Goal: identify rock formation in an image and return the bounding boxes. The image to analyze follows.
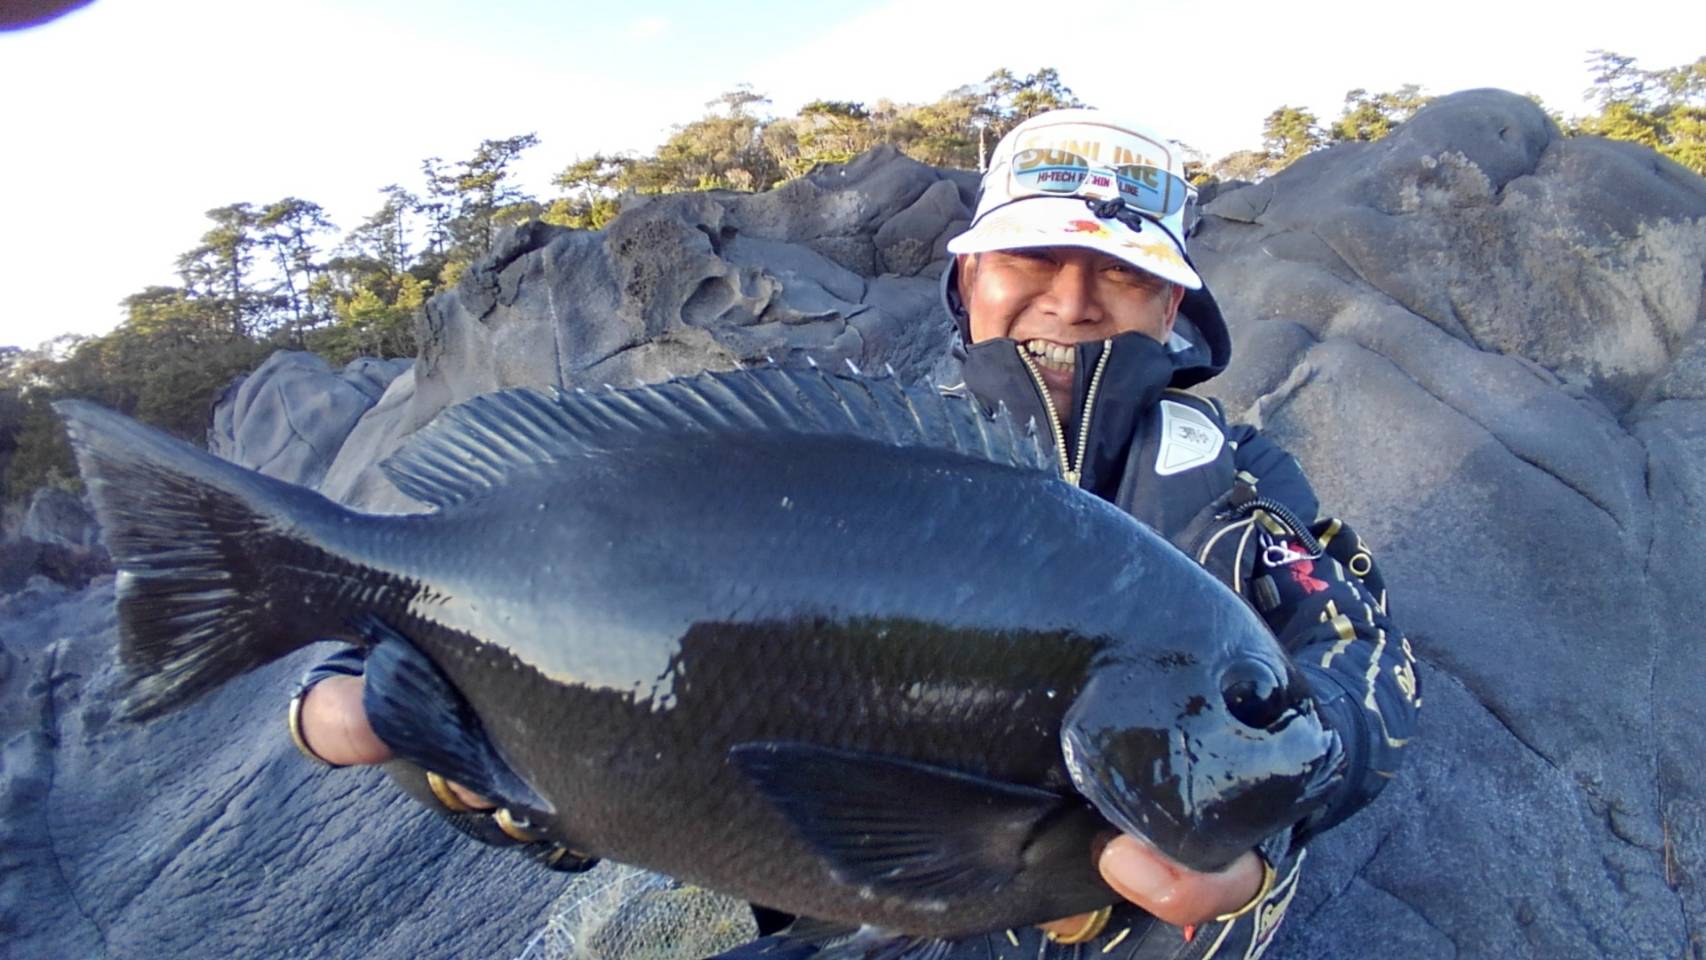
[2,89,1701,958]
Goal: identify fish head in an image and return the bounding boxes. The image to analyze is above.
[1059,648,1343,872]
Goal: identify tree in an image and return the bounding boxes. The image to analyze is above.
[623,88,786,193]
[893,84,982,169]
[790,99,880,172]
[175,203,265,337]
[451,133,543,254]
[1262,106,1325,170]
[417,155,457,271]
[545,154,631,230]
[1208,149,1272,184]
[979,68,1086,166]
[340,184,418,302]
[1330,85,1430,142]
[257,197,335,344]
[312,272,424,365]
[1576,51,1706,176]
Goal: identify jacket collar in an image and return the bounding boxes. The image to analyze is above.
[960,332,1174,498]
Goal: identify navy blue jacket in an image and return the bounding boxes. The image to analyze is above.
[946,273,1418,844]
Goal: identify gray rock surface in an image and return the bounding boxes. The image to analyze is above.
[3,89,1702,959]
[0,580,569,959]
[18,487,100,551]
[1192,89,1705,959]
[0,488,109,593]
[325,146,973,512]
[208,351,411,488]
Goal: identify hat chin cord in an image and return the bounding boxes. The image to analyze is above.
[1086,196,1152,235]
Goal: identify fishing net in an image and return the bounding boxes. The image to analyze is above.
[514,862,759,960]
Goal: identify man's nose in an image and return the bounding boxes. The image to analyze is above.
[1045,260,1102,324]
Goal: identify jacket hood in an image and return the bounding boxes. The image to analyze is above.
[937,257,1231,389]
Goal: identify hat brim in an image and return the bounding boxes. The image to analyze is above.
[945,197,1202,290]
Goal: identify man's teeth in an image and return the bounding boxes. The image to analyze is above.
[1024,339,1076,373]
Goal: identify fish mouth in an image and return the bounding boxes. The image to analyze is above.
[1060,725,1162,849]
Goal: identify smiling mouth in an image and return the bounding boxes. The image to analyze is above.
[1022,339,1077,374]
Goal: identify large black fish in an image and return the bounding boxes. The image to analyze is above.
[56,366,1341,941]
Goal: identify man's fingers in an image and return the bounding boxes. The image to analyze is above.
[298,675,393,766]
[1096,837,1263,928]
[1038,913,1100,938]
[447,781,496,810]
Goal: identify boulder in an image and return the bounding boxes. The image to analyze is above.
[324,149,971,512]
[208,351,411,489]
[18,487,100,552]
[0,488,110,593]
[1192,89,1705,958]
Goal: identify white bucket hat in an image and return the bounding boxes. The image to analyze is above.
[947,109,1202,289]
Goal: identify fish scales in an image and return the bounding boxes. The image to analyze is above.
[54,369,1341,941]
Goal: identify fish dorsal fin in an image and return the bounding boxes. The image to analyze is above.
[382,366,1053,509]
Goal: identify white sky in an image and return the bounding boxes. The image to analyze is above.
[2,0,1700,350]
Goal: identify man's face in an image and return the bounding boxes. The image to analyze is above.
[958,246,1186,425]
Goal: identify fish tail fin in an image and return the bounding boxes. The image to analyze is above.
[55,400,348,721]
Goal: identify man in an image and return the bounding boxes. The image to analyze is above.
[292,109,1418,958]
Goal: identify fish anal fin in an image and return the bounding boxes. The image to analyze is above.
[729,741,1066,899]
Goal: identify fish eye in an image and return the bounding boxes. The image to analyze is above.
[1220,658,1288,730]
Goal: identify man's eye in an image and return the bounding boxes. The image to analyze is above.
[1105,263,1158,287]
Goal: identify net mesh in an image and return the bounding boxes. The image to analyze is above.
[515,862,759,960]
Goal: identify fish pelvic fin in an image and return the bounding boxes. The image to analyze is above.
[54,400,349,721]
[358,617,552,816]
[381,368,1054,509]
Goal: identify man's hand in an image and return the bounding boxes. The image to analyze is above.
[1040,837,1264,933]
[298,675,495,811]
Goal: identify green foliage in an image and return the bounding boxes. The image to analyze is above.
[1330,85,1431,142]
[539,66,1089,225]
[1573,51,1706,175]
[2,391,75,501]
[1,292,271,503]
[628,87,789,193]
[789,99,881,172]
[257,197,337,345]
[1203,85,1427,185]
[174,202,264,337]
[981,67,1084,145]
[310,273,424,367]
[544,154,628,230]
[1262,106,1325,167]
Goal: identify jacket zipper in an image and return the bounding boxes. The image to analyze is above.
[1016,341,1113,488]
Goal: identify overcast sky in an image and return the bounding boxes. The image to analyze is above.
[3,0,1701,350]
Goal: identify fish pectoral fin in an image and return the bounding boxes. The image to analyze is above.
[730,741,1067,898]
[359,617,552,815]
